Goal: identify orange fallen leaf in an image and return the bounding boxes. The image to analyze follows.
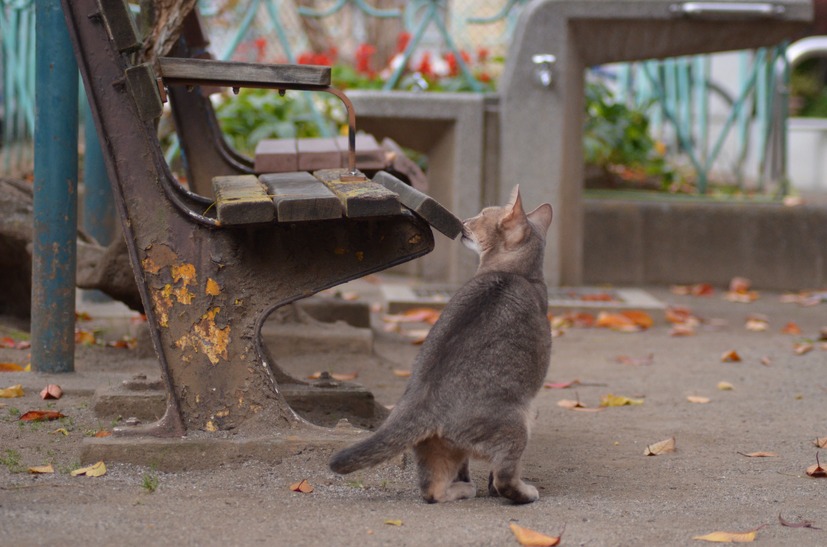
[75,329,97,346]
[687,396,711,404]
[806,452,827,478]
[693,529,758,543]
[669,324,696,337]
[383,307,441,325]
[70,461,107,477]
[0,384,24,398]
[94,430,112,438]
[75,311,93,322]
[392,369,412,378]
[595,312,639,332]
[672,283,714,296]
[815,437,827,448]
[644,437,676,456]
[744,316,768,332]
[28,464,55,474]
[737,451,777,458]
[721,350,742,363]
[289,479,314,493]
[19,410,66,422]
[665,306,700,325]
[508,522,562,547]
[40,384,63,400]
[725,291,759,303]
[781,322,802,335]
[0,363,25,372]
[620,310,654,329]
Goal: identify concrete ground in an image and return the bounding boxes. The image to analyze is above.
[1,275,826,546]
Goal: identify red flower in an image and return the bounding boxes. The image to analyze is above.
[416,51,432,77]
[477,71,492,83]
[477,47,489,63]
[254,38,267,62]
[297,52,315,65]
[355,43,376,75]
[396,32,411,53]
[444,52,459,77]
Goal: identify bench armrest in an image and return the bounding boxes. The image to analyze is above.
[158,57,331,89]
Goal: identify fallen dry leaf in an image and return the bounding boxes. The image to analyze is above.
[717,381,734,391]
[52,428,69,436]
[70,461,107,477]
[793,342,814,356]
[384,519,403,526]
[94,430,112,438]
[383,307,441,325]
[665,306,701,325]
[815,437,827,448]
[760,356,772,366]
[557,398,603,412]
[781,322,802,335]
[289,479,314,493]
[644,437,676,456]
[671,283,714,296]
[19,410,66,422]
[28,464,55,474]
[737,452,777,458]
[729,277,752,293]
[595,312,639,332]
[621,310,654,329]
[600,394,644,407]
[615,354,654,366]
[721,350,742,363]
[308,371,358,382]
[0,384,24,398]
[693,529,758,543]
[508,522,562,547]
[392,369,412,378]
[75,329,97,346]
[0,363,25,372]
[543,380,581,389]
[744,316,768,331]
[778,513,820,530]
[687,396,711,404]
[806,452,827,478]
[669,324,697,336]
[40,384,63,400]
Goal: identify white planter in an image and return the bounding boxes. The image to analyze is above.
[787,117,827,192]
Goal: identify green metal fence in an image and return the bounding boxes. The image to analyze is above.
[1,0,36,175]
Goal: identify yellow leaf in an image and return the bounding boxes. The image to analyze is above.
[687,396,710,404]
[693,530,757,543]
[289,479,314,493]
[392,369,412,378]
[509,523,562,547]
[52,428,69,436]
[600,394,644,407]
[717,381,734,391]
[71,461,107,477]
[644,437,676,456]
[0,384,24,398]
[0,363,25,372]
[384,519,403,526]
[28,464,55,474]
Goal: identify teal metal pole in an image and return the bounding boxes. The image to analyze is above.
[32,0,79,373]
[82,98,115,302]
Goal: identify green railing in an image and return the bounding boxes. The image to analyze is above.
[0,0,36,174]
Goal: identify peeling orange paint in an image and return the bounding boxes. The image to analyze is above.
[172,263,197,286]
[334,247,347,255]
[355,251,364,261]
[175,307,230,365]
[206,278,221,296]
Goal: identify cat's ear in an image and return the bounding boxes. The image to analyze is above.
[527,203,553,235]
[504,185,526,220]
[507,185,522,208]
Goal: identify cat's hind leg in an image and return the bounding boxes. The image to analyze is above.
[482,425,539,504]
[415,437,476,503]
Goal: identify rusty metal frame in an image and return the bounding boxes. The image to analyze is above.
[61,0,434,437]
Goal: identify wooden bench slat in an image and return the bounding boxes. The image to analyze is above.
[373,171,463,239]
[297,138,344,171]
[313,169,401,218]
[212,175,275,225]
[260,172,343,222]
[159,58,331,88]
[254,138,298,172]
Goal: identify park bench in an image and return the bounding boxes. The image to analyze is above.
[61,0,461,439]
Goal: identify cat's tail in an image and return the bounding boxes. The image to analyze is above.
[329,411,425,474]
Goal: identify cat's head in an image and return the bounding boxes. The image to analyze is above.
[461,186,553,275]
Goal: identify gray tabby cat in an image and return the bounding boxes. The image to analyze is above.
[329,186,552,504]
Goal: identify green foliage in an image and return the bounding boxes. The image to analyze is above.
[789,59,827,118]
[213,89,339,156]
[584,81,677,189]
[142,472,159,493]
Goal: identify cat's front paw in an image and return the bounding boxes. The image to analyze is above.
[496,481,539,504]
